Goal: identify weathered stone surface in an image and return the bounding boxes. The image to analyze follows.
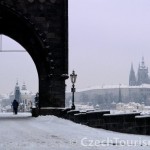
[0,0,68,108]
[66,110,150,135]
[103,113,140,133]
[135,116,150,135]
[67,110,80,121]
[74,113,87,124]
[86,111,110,128]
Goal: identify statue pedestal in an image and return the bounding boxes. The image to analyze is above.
[32,107,71,117]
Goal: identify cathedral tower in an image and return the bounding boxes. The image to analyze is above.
[137,57,150,85]
[14,81,21,103]
[129,63,136,86]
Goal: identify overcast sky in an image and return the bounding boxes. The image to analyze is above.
[1,0,150,94]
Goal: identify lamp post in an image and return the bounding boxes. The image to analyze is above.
[70,70,77,110]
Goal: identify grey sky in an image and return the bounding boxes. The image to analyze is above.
[67,0,150,90]
[1,0,150,93]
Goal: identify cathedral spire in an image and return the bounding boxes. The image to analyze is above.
[129,63,136,86]
[16,80,18,86]
[131,63,134,71]
[141,56,145,68]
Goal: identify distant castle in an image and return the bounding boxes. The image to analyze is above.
[129,57,150,86]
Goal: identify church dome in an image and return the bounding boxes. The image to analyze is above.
[20,82,31,95]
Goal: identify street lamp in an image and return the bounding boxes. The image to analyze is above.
[70,70,77,110]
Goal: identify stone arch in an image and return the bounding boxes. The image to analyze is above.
[0,0,68,111]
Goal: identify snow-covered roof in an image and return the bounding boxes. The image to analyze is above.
[20,90,31,95]
[135,115,150,118]
[76,84,150,92]
[103,112,141,116]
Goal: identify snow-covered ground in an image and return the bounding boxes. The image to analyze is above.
[0,113,150,150]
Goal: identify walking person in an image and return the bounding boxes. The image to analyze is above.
[12,99,19,115]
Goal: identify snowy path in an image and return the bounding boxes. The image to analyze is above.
[0,113,150,150]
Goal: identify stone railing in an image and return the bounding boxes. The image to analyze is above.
[65,110,150,135]
[32,107,150,135]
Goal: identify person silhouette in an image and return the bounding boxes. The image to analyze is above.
[12,99,19,115]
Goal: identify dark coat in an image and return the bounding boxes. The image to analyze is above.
[12,100,19,108]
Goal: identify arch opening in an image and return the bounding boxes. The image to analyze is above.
[0,34,39,113]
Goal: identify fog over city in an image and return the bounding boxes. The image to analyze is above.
[1,0,150,94]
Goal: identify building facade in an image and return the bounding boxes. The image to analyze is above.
[66,84,150,110]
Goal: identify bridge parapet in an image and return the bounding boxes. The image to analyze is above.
[103,113,140,133]
[135,115,150,135]
[86,110,110,128]
[31,106,150,136]
[67,111,150,135]
[74,112,87,124]
[67,110,80,121]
